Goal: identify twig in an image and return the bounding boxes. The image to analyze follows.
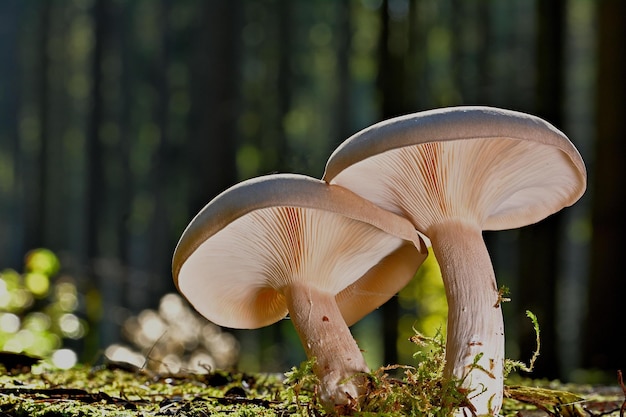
[0,387,140,409]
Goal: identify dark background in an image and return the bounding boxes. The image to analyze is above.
[0,0,624,382]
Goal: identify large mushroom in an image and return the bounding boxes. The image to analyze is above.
[322,106,587,415]
[172,173,427,409]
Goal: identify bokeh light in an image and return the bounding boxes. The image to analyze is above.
[0,249,83,364]
[105,293,239,374]
[51,349,78,370]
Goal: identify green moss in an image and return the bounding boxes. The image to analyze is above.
[0,364,290,416]
[0,332,621,417]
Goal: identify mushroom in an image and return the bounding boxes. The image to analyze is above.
[172,173,427,409]
[322,106,587,415]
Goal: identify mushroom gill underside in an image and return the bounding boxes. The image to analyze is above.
[177,205,406,329]
[328,137,584,231]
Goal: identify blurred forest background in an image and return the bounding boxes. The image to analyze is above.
[0,0,624,384]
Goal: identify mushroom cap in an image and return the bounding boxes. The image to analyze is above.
[323,106,587,232]
[172,173,426,329]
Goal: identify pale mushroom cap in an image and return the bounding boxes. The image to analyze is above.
[172,174,426,329]
[323,106,587,231]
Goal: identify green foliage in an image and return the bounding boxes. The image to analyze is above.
[398,250,448,364]
[504,310,541,377]
[504,385,587,417]
[282,357,322,415]
[282,330,470,416]
[496,285,511,305]
[278,329,469,416]
[279,319,605,417]
[25,249,61,277]
[347,330,468,416]
[0,249,86,365]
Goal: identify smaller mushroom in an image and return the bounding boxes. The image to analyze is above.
[172,174,427,409]
[323,106,587,415]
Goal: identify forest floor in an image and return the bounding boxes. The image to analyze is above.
[0,353,623,417]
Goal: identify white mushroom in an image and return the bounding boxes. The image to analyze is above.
[172,173,427,409]
[323,106,587,415]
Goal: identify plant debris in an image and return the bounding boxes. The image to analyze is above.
[0,349,623,416]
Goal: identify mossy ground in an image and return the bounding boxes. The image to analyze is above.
[0,363,289,417]
[0,365,623,417]
[0,346,623,416]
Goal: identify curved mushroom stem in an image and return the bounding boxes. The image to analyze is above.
[284,282,370,410]
[428,220,505,416]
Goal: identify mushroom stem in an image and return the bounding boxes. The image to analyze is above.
[284,282,369,409]
[428,220,505,415]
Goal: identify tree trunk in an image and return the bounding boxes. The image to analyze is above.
[23,0,52,253]
[584,0,626,375]
[376,0,418,366]
[86,0,106,264]
[517,0,566,380]
[333,0,352,147]
[0,0,23,268]
[186,0,240,215]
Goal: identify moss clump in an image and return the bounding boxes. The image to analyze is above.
[335,331,469,416]
[281,330,493,416]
